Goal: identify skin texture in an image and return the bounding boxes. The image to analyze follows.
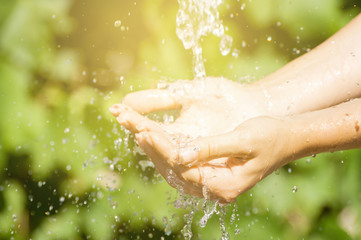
[109,79,273,201]
[110,13,361,203]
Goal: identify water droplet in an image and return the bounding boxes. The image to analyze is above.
[220,35,233,56]
[267,36,272,42]
[292,186,297,193]
[199,200,218,228]
[114,20,122,28]
[231,48,240,58]
[218,205,230,240]
[240,3,246,10]
[181,210,195,240]
[138,160,154,171]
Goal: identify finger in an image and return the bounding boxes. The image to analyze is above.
[136,132,203,197]
[112,104,163,134]
[178,130,251,166]
[181,165,239,203]
[122,89,182,114]
[136,132,179,187]
[109,103,124,117]
[146,131,179,166]
[135,132,169,171]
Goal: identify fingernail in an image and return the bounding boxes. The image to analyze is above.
[109,105,119,116]
[179,146,199,166]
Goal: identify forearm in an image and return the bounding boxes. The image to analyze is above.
[287,98,361,161]
[254,13,361,116]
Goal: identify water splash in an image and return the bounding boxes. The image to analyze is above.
[174,190,200,239]
[176,0,232,78]
[181,210,195,240]
[173,189,237,239]
[199,200,219,228]
[218,205,230,240]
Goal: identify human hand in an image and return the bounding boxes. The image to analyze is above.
[119,77,267,138]
[110,77,292,202]
[110,103,293,203]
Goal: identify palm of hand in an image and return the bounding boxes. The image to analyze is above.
[110,77,270,202]
[129,77,265,137]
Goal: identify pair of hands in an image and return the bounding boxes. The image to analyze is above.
[109,13,361,202]
[110,77,294,202]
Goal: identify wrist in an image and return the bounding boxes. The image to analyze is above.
[240,82,276,117]
[248,79,291,117]
[278,116,309,165]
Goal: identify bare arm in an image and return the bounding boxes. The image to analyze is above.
[170,98,361,201]
[110,13,361,202]
[110,97,361,202]
[289,98,361,160]
[255,13,361,116]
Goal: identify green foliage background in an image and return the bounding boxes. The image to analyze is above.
[0,0,361,239]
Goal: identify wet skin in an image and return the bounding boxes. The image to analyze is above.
[110,13,361,203]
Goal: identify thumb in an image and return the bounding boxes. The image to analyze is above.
[178,129,250,166]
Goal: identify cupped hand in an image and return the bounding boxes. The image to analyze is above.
[120,77,267,137]
[109,77,287,202]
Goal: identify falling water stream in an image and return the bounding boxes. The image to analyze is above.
[113,1,236,239]
[176,0,233,78]
[174,0,235,239]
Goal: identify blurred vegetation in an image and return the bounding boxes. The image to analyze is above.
[0,0,361,239]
